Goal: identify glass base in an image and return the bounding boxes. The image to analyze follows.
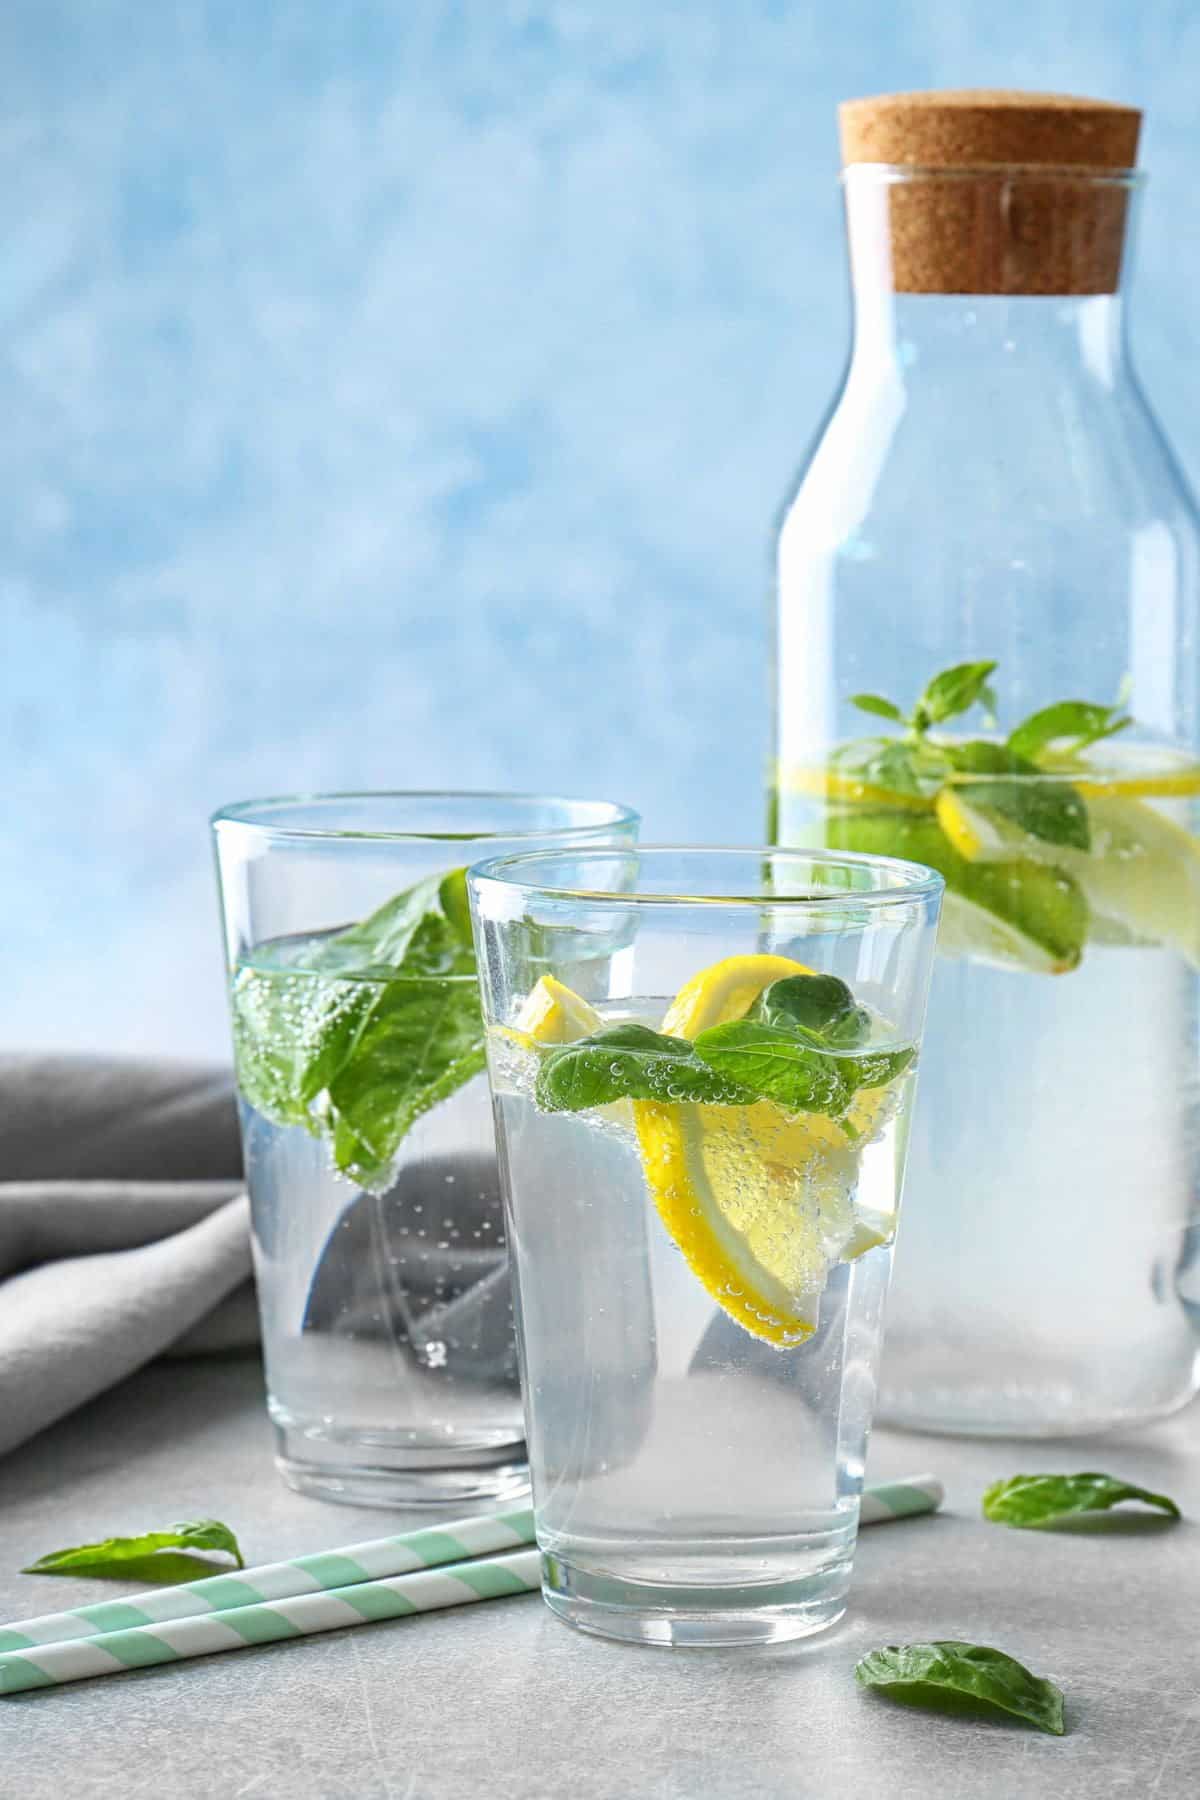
[271,1418,530,1508]
[539,1551,850,1648]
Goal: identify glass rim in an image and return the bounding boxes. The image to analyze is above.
[469,844,945,912]
[209,790,640,845]
[841,162,1143,190]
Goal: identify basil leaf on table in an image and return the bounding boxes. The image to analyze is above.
[535,1024,755,1112]
[855,1641,1066,1737]
[982,1472,1181,1530]
[24,1519,246,1582]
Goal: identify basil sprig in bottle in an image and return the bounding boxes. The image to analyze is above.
[771,91,1200,1436]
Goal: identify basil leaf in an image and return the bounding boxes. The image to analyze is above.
[847,1045,915,1090]
[850,693,907,724]
[308,874,446,977]
[535,1024,754,1112]
[324,977,487,1190]
[750,974,871,1048]
[232,868,487,1191]
[230,965,320,1131]
[855,1641,1065,1737]
[832,738,934,799]
[982,1472,1181,1529]
[1008,700,1131,764]
[24,1520,246,1581]
[437,867,475,946]
[693,1020,854,1117]
[946,740,1091,853]
[918,661,999,727]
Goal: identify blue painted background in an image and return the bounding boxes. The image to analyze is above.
[5,1,1199,1056]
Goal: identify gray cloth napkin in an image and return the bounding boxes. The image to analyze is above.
[0,1055,252,1458]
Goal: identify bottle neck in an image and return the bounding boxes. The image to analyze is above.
[842,164,1139,388]
[849,289,1129,389]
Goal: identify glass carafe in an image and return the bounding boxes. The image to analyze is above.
[771,93,1200,1436]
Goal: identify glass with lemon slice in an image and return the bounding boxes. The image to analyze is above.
[469,847,941,1647]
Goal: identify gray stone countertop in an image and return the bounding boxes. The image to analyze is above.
[0,1356,1196,1799]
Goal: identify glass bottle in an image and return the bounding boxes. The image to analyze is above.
[771,91,1200,1436]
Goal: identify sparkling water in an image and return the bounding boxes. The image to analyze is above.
[236,942,526,1504]
[488,1023,909,1645]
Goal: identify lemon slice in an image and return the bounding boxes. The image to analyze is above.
[935,787,1009,861]
[635,1099,860,1345]
[507,975,603,1048]
[661,954,820,1037]
[633,954,890,1349]
[1040,742,1200,801]
[780,764,934,812]
[936,788,1200,967]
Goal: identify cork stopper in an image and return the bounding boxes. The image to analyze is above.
[838,90,1142,296]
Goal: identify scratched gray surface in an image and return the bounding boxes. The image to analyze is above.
[0,1357,1195,1799]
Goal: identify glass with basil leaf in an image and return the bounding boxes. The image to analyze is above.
[212,793,637,1507]
[771,658,1200,1440]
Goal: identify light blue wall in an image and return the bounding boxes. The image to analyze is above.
[5,2,1199,1056]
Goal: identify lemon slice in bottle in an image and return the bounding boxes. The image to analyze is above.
[779,763,934,812]
[936,787,1200,966]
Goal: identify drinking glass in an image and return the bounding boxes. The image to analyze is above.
[469,846,941,1645]
[212,793,638,1507]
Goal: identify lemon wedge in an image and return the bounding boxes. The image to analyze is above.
[507,975,604,1048]
[661,954,820,1036]
[632,954,894,1349]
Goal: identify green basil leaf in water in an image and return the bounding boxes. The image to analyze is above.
[231,867,486,1190]
[982,1472,1181,1529]
[917,660,999,728]
[229,964,321,1131]
[1008,699,1131,764]
[436,867,475,946]
[846,1045,916,1090]
[535,1024,755,1113]
[855,1642,1066,1737]
[849,693,907,724]
[693,1020,855,1118]
[945,740,1091,853]
[324,976,487,1190]
[307,874,447,977]
[24,1520,246,1582]
[749,974,871,1047]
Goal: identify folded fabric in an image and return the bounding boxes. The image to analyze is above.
[0,1056,251,1458]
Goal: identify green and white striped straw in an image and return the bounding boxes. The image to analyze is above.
[0,1550,542,1696]
[859,1474,943,1526]
[0,1507,537,1653]
[0,1475,941,1697]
